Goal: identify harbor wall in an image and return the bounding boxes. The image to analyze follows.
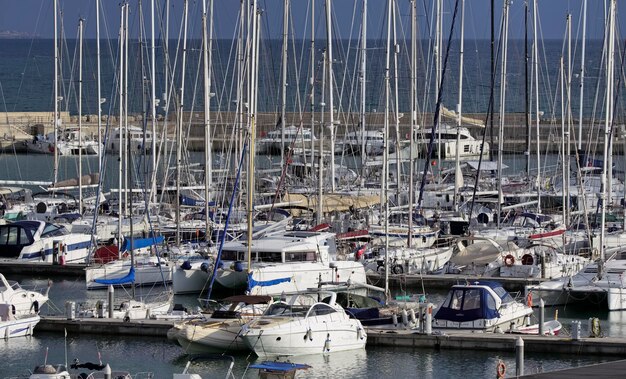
[0,111,619,154]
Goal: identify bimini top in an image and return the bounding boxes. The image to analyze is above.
[434,281,514,323]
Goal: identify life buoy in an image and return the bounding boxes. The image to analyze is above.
[392,264,404,275]
[496,361,506,379]
[526,292,533,307]
[521,254,534,266]
[504,254,515,267]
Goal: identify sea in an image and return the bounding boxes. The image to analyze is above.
[0,35,625,378]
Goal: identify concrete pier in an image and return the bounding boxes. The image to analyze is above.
[36,316,626,357]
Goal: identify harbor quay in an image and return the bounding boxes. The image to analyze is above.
[0,111,621,154]
[35,316,626,357]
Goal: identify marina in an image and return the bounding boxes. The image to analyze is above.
[2,0,626,378]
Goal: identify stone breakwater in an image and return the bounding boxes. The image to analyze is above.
[0,111,618,154]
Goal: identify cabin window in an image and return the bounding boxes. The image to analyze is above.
[0,226,24,245]
[258,252,282,263]
[286,251,316,262]
[449,290,464,310]
[222,250,242,261]
[462,289,481,310]
[308,304,336,316]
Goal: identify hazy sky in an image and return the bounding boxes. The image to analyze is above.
[0,1,618,41]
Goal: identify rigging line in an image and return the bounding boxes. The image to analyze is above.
[466,0,506,226]
[205,139,248,301]
[416,0,460,208]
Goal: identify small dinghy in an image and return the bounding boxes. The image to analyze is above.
[511,319,562,335]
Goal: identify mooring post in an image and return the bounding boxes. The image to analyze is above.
[516,337,524,377]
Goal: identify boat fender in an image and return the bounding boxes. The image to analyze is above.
[233,261,244,272]
[40,249,46,261]
[181,260,192,270]
[392,314,398,327]
[496,361,506,379]
[324,333,331,352]
[123,315,131,323]
[200,262,210,272]
[305,328,313,341]
[504,254,515,267]
[31,300,39,314]
[357,326,363,339]
[409,309,417,325]
[392,264,404,275]
[526,292,533,308]
[401,309,409,326]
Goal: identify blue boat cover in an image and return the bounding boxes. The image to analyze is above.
[249,361,310,372]
[121,235,165,252]
[94,267,135,285]
[434,281,512,323]
[247,272,291,292]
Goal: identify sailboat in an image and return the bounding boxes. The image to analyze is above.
[525,0,626,311]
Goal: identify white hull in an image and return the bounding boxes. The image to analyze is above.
[0,313,39,339]
[242,316,366,357]
[216,261,367,296]
[86,258,173,290]
[172,262,211,295]
[175,319,248,353]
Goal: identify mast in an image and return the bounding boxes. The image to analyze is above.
[383,0,392,299]
[280,0,289,168]
[176,0,189,245]
[565,13,572,226]
[310,0,316,183]
[78,18,83,211]
[524,1,530,175]
[247,0,260,282]
[454,0,465,212]
[203,0,214,241]
[325,0,336,192]
[53,0,59,186]
[601,0,616,262]
[392,1,401,198]
[533,0,541,213]
[360,0,367,172]
[408,0,416,247]
[489,0,495,162]
[317,49,326,226]
[96,0,103,165]
[150,0,156,205]
[578,0,587,150]
[117,3,126,248]
[497,0,510,229]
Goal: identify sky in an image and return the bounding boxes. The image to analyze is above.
[0,0,619,41]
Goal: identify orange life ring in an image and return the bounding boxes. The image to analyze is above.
[526,292,533,307]
[496,361,506,379]
[504,254,515,267]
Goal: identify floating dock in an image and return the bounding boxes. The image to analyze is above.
[36,316,626,357]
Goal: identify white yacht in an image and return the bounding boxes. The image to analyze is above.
[526,248,626,310]
[241,292,366,357]
[257,125,316,154]
[0,273,50,316]
[214,230,367,296]
[417,124,488,159]
[340,129,387,156]
[0,303,40,339]
[27,128,102,156]
[0,220,92,263]
[171,295,272,354]
[105,126,154,153]
[433,281,533,332]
